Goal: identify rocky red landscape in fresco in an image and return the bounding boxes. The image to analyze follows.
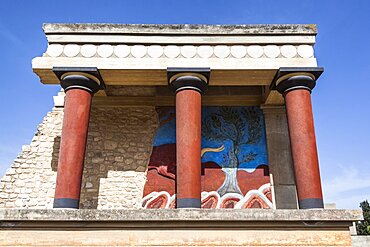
[143,142,272,209]
[142,107,273,209]
[144,143,270,196]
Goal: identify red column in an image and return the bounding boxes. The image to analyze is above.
[276,70,324,209]
[167,68,209,208]
[284,89,323,209]
[52,70,102,209]
[176,89,202,208]
[54,89,92,208]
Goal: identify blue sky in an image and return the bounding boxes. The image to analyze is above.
[0,0,369,209]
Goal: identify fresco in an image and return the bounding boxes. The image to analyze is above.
[142,106,273,209]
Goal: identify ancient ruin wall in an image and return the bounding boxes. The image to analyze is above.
[0,108,63,208]
[81,106,158,209]
[0,96,158,209]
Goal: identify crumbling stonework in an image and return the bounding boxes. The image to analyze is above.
[0,96,158,209]
[81,106,158,209]
[0,108,63,209]
[97,171,147,209]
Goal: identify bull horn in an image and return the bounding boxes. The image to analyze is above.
[201,144,225,157]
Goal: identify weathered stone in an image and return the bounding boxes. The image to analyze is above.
[44,23,318,35]
[85,182,93,189]
[1,176,11,182]
[91,157,104,163]
[0,208,362,222]
[0,102,156,209]
[124,158,134,165]
[262,106,297,209]
[0,193,9,199]
[103,140,118,150]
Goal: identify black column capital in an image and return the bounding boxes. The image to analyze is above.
[53,67,105,94]
[167,67,210,93]
[272,67,324,95]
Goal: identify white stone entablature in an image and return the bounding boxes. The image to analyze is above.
[32,24,318,86]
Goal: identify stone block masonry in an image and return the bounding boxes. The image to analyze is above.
[0,97,158,209]
[82,106,158,209]
[0,108,63,209]
[0,209,362,246]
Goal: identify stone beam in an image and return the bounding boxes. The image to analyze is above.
[0,209,362,227]
[0,209,361,246]
[32,24,318,87]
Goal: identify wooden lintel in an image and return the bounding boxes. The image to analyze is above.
[33,68,278,86]
[92,95,262,107]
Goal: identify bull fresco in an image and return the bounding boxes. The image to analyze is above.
[142,106,273,209]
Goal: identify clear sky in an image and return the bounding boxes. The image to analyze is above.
[0,0,369,209]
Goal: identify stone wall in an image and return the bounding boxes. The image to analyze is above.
[0,209,360,247]
[0,108,63,208]
[262,106,298,209]
[0,96,158,209]
[81,106,158,209]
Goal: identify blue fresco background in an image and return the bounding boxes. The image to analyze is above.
[153,108,176,146]
[201,107,268,172]
[153,106,268,173]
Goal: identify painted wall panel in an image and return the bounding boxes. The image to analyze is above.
[142,106,273,209]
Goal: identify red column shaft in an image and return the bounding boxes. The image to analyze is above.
[284,89,323,209]
[176,89,202,208]
[54,89,92,208]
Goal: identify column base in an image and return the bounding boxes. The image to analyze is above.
[299,198,324,209]
[177,198,201,208]
[53,198,80,209]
